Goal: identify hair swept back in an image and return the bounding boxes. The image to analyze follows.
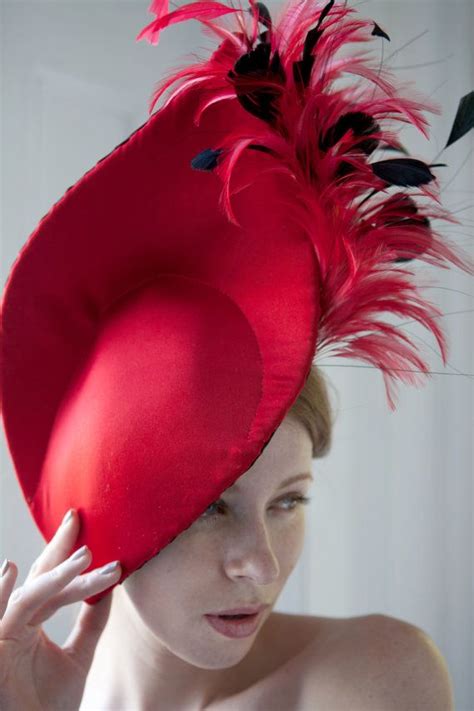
[288,365,336,459]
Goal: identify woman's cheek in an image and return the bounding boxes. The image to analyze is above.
[275,515,306,564]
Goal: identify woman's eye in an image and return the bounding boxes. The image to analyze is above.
[278,494,312,511]
[200,494,312,520]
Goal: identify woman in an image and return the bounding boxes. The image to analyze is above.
[1,0,470,707]
[0,368,454,709]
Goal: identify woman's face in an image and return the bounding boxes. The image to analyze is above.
[122,413,313,668]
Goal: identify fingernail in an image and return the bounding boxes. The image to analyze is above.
[62,509,74,527]
[99,561,120,575]
[71,545,88,560]
[1,558,10,577]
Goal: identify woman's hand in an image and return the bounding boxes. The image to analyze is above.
[0,509,121,711]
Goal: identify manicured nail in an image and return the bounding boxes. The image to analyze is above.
[0,558,10,577]
[62,509,74,527]
[71,545,88,560]
[99,561,120,575]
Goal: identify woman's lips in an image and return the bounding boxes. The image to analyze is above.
[207,604,268,615]
[204,610,262,638]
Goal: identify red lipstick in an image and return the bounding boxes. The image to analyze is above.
[204,604,268,639]
[205,612,261,638]
[208,604,267,615]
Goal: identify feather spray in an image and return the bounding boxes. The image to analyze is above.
[137,0,474,409]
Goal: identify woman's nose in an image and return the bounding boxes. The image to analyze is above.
[222,521,280,584]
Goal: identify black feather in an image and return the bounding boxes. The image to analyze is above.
[229,43,285,124]
[320,112,380,154]
[445,90,474,148]
[372,22,390,41]
[316,0,335,31]
[191,148,223,171]
[383,195,431,229]
[371,158,436,187]
[335,161,355,179]
[380,143,409,156]
[269,49,284,78]
[303,26,323,60]
[294,0,335,90]
[247,143,278,157]
[293,56,315,89]
[253,2,272,30]
[378,194,431,264]
[233,41,271,75]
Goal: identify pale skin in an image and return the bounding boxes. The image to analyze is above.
[80,412,314,709]
[0,509,122,710]
[0,413,313,710]
[1,412,455,710]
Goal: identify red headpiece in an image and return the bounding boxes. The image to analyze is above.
[1,0,472,603]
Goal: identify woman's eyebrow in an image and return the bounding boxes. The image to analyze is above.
[276,472,313,490]
[230,472,313,493]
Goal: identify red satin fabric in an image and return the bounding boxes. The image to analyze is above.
[1,86,319,603]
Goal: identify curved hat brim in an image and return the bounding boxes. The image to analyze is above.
[1,85,320,602]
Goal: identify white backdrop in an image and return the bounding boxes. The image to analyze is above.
[1,1,473,709]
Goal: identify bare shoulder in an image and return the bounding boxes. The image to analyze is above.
[298,613,455,711]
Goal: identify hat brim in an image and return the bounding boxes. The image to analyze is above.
[1,85,320,602]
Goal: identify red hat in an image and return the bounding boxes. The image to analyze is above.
[1,0,473,604]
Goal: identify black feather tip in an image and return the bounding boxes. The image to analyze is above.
[251,2,272,30]
[372,22,390,41]
[293,0,335,90]
[371,158,437,187]
[320,111,380,154]
[191,148,223,171]
[445,90,474,149]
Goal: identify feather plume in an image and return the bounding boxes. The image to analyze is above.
[136,0,474,410]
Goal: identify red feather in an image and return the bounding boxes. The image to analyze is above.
[136,2,240,46]
[147,0,169,21]
[137,0,474,410]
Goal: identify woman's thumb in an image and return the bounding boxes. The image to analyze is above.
[62,591,113,671]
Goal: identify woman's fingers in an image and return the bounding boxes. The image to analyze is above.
[0,546,92,641]
[1,506,122,645]
[25,509,80,584]
[27,561,122,627]
[0,560,18,620]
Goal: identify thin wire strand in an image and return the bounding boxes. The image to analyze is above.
[369,23,385,102]
[448,205,474,217]
[316,304,474,379]
[316,363,473,377]
[439,147,474,192]
[427,78,449,99]
[397,308,474,328]
[383,29,430,63]
[399,328,470,377]
[422,286,473,299]
[387,54,454,71]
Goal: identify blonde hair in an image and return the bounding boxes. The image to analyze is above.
[288,364,335,459]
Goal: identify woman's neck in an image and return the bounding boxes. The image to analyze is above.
[79,587,273,711]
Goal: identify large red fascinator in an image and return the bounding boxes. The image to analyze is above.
[1,0,473,603]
